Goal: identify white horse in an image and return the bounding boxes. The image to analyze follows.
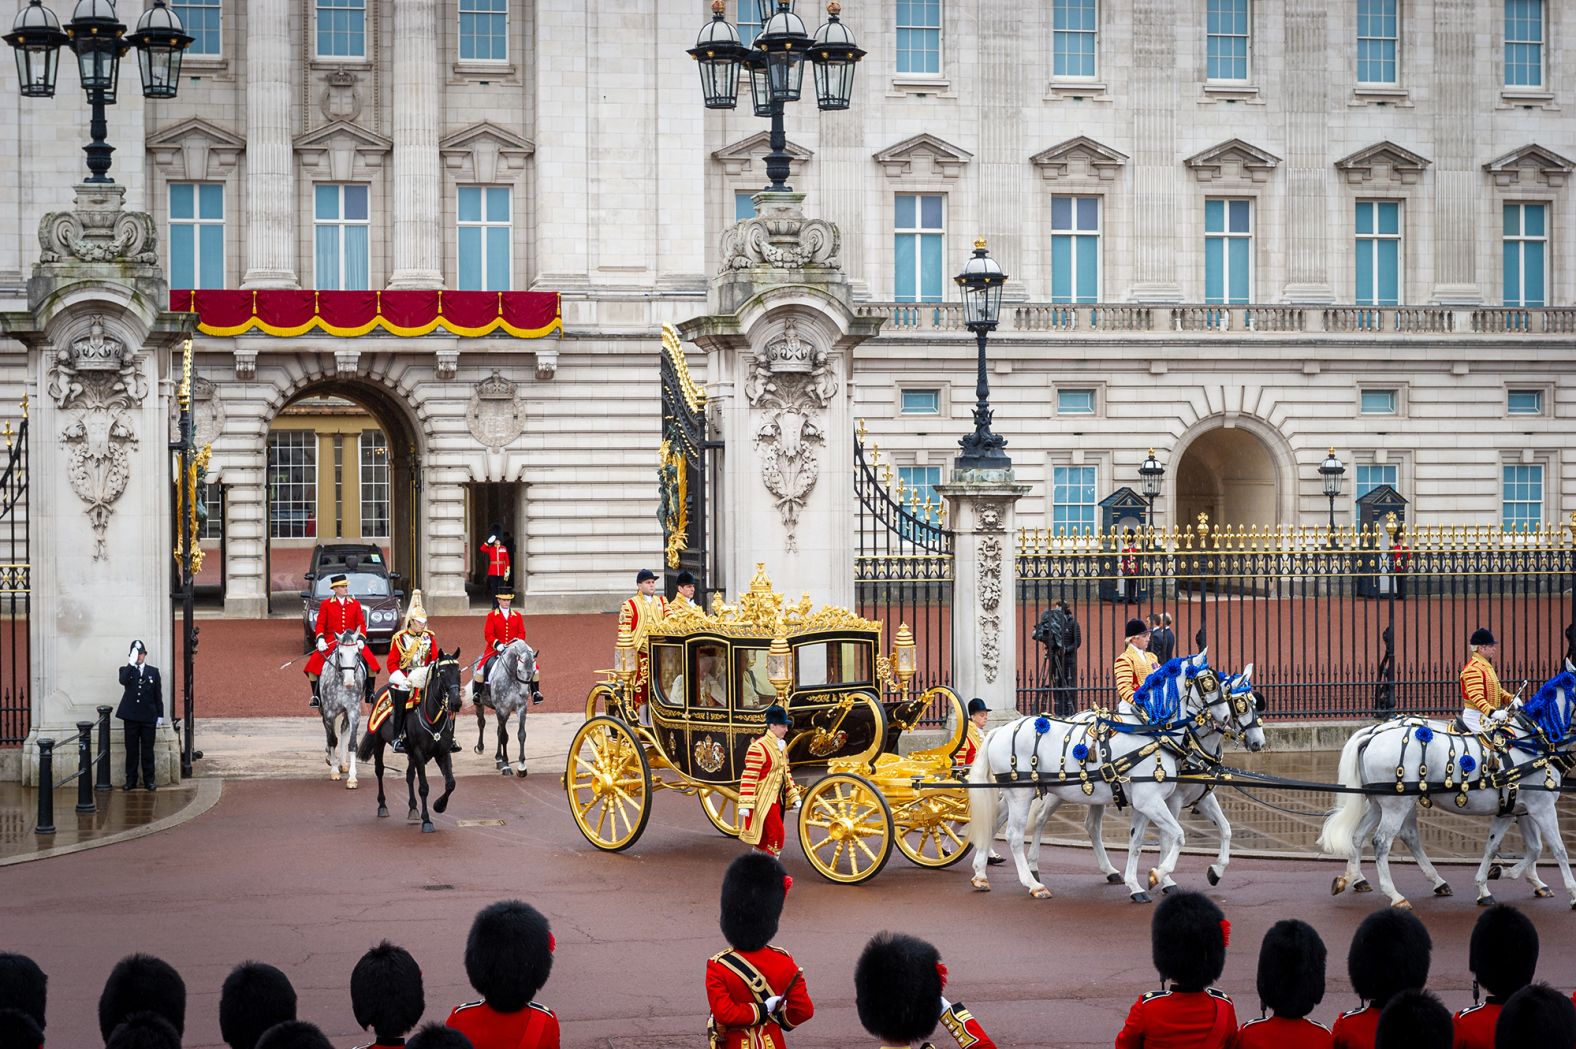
[318,629,365,789]
[1028,664,1266,890]
[968,651,1266,901]
[1319,661,1576,909]
[469,639,543,776]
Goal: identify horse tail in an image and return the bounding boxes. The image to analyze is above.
[356,717,379,762]
[1316,728,1370,857]
[968,734,998,856]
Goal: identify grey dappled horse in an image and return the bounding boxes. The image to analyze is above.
[319,629,366,789]
[470,639,543,776]
[1319,661,1576,909]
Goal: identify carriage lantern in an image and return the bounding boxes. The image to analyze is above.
[613,622,639,684]
[892,623,917,692]
[767,634,793,702]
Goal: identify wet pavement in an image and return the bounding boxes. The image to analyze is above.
[0,780,218,864]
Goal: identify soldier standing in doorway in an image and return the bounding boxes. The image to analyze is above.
[480,527,511,604]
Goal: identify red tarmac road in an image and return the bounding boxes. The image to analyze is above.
[6,774,1575,1049]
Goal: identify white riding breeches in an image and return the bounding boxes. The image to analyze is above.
[1460,708,1486,733]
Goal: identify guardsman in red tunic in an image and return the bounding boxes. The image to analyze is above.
[953,698,1003,867]
[738,705,801,857]
[1113,618,1160,710]
[1116,891,1238,1049]
[305,573,381,708]
[1494,986,1576,1047]
[618,568,667,722]
[447,900,559,1049]
[474,589,536,702]
[1230,919,1332,1049]
[854,931,998,1049]
[1452,905,1538,1049]
[1330,909,1432,1049]
[706,852,813,1049]
[1459,628,1519,734]
[480,531,511,601]
[350,942,425,1049]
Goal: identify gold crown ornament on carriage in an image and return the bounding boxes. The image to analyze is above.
[568,565,970,885]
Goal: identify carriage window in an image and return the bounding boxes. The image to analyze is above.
[687,643,728,709]
[795,643,830,687]
[651,644,684,707]
[736,648,776,709]
[794,641,873,686]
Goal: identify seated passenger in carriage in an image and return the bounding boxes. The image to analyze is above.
[1232,919,1332,1049]
[1116,891,1237,1049]
[737,648,776,710]
[474,590,530,700]
[1113,618,1160,712]
[388,594,438,754]
[672,645,728,708]
[1459,629,1520,735]
[853,931,998,1048]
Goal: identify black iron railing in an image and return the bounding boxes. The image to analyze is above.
[34,705,113,835]
[1,405,28,746]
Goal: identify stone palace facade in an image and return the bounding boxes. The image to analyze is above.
[0,0,1571,615]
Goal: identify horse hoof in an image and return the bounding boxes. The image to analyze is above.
[346,780,357,790]
[1107,872,1124,885]
[1534,886,1554,899]
[422,822,435,834]
[499,766,511,776]
[1147,868,1162,889]
[1331,875,1348,896]
[1131,891,1152,904]
[1488,865,1503,880]
[433,797,449,814]
[1031,886,1053,900]
[1433,883,1453,897]
[1353,878,1373,894]
[1207,866,1222,887]
[1477,894,1496,906]
[377,806,389,818]
[473,745,484,755]
[1392,898,1412,911]
[1161,883,1177,895]
[516,766,528,778]
[970,877,990,892]
[330,770,340,782]
[407,810,419,822]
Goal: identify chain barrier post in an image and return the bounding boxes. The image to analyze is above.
[75,722,95,814]
[35,739,55,834]
[95,705,112,791]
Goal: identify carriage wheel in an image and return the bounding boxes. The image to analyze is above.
[797,773,894,885]
[565,715,652,852]
[892,787,973,869]
[698,787,740,837]
[584,683,620,722]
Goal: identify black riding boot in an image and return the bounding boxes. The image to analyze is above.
[391,688,409,754]
[363,675,376,706]
[308,676,320,709]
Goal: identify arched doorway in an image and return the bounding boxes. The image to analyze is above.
[1175,425,1280,527]
[264,381,421,607]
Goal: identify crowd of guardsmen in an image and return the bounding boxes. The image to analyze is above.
[4,850,1576,1049]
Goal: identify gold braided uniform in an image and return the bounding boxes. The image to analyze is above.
[738,732,802,854]
[1460,651,1515,718]
[1112,644,1159,707]
[619,591,668,707]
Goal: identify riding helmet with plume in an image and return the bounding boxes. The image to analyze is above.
[99,954,187,1041]
[1495,984,1576,1049]
[1372,989,1452,1049]
[1256,919,1326,1020]
[720,852,789,952]
[1347,908,1432,1007]
[350,942,424,1041]
[854,931,945,1045]
[219,962,298,1049]
[403,590,429,631]
[464,900,554,1012]
[1468,903,1538,999]
[1150,890,1228,992]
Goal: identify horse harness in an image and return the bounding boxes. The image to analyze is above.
[1354,711,1572,815]
[411,657,460,740]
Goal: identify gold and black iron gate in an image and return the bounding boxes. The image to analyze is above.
[658,325,716,598]
[854,422,954,723]
[1,400,29,745]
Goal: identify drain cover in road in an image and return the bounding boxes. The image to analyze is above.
[456,819,507,827]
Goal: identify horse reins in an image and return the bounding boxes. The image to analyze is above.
[413,657,460,739]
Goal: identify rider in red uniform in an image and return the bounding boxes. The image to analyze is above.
[474,589,536,704]
[305,574,380,708]
[1330,909,1431,1049]
[1116,891,1237,1049]
[706,852,813,1049]
[480,531,511,602]
[446,900,559,1049]
[1452,905,1538,1049]
[854,930,998,1048]
[1230,919,1331,1049]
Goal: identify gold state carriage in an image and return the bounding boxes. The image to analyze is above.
[564,566,972,883]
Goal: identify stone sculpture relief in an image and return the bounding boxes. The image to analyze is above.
[744,319,838,551]
[976,503,1006,685]
[719,196,841,273]
[466,370,527,450]
[37,184,158,265]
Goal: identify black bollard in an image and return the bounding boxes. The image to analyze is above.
[36,739,56,835]
[95,706,112,792]
[76,722,95,814]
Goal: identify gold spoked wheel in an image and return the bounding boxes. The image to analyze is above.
[892,788,973,868]
[797,773,894,884]
[698,787,740,837]
[565,715,652,852]
[583,682,620,721]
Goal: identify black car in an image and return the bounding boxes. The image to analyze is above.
[300,544,403,654]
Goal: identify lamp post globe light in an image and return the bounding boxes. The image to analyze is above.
[689,0,865,193]
[1319,447,1346,546]
[5,0,193,183]
[1139,447,1165,518]
[953,238,1012,474]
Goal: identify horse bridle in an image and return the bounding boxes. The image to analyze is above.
[414,656,463,738]
[1192,670,1264,745]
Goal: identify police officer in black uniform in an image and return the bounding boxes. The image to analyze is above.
[116,640,164,791]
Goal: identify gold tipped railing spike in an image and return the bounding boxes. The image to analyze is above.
[19,394,28,419]
[856,417,868,444]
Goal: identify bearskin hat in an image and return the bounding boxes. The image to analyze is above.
[464,900,554,1012]
[1496,984,1576,1049]
[98,954,186,1041]
[1151,891,1227,991]
[1348,908,1432,1007]
[0,953,47,1030]
[1372,990,1452,1049]
[105,1011,182,1049]
[0,1008,44,1049]
[854,932,944,1044]
[1256,919,1326,1020]
[720,852,789,952]
[1468,904,1538,998]
[254,1020,335,1049]
[217,961,297,1049]
[351,942,424,1038]
[407,1021,477,1049]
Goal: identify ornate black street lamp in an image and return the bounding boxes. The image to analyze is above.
[953,239,1011,473]
[1319,448,1346,547]
[5,0,193,183]
[689,0,865,193]
[1139,448,1165,521]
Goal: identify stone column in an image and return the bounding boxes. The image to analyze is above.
[1281,6,1334,303]
[387,0,444,289]
[241,0,299,288]
[937,480,1029,722]
[1430,0,1481,304]
[1128,0,1182,302]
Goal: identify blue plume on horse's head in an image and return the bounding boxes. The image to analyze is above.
[1522,670,1575,742]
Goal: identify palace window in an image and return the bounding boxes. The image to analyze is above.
[457,185,512,291]
[1052,0,1097,79]
[1206,0,1249,82]
[1503,203,1546,307]
[1051,195,1100,304]
[168,183,224,290]
[1204,198,1252,305]
[198,480,224,541]
[268,432,318,540]
[359,431,390,539]
[1505,0,1544,88]
[316,0,366,59]
[897,466,943,531]
[459,0,507,62]
[735,191,757,221]
[896,0,942,75]
[900,389,941,415]
[314,184,370,291]
[1507,389,1545,416]
[1356,0,1398,85]
[1056,388,1096,416]
[1502,464,1544,529]
[1355,463,1398,516]
[1051,466,1097,535]
[894,194,945,303]
[736,0,762,47]
[173,0,221,56]
[1360,389,1398,415]
[1355,200,1401,306]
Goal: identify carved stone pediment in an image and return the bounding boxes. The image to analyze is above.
[1483,143,1575,189]
[1335,141,1431,186]
[873,133,973,180]
[712,131,814,177]
[1185,138,1281,183]
[147,117,246,181]
[718,193,840,273]
[1030,136,1128,181]
[439,122,536,183]
[294,121,393,182]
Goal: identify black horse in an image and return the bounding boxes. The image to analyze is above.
[357,648,463,832]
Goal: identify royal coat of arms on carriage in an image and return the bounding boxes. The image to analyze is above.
[693,734,725,774]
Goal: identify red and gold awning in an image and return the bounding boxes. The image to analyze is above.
[170,289,561,339]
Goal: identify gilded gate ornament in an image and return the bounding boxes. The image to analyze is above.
[657,437,690,570]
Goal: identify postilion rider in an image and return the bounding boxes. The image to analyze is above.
[738,705,802,858]
[1459,627,1523,735]
[385,593,443,754]
[1112,617,1159,711]
[306,573,381,709]
[617,568,668,722]
[474,588,540,705]
[954,697,1005,867]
